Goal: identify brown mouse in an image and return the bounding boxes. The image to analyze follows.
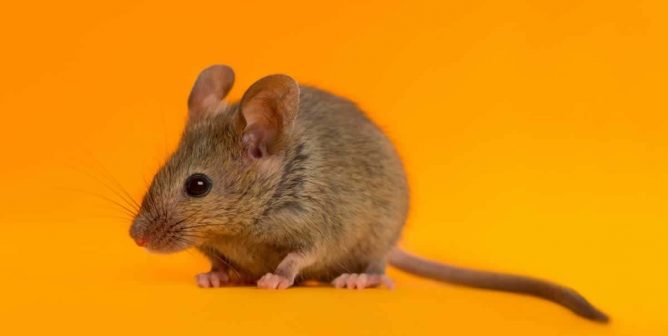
[129,64,609,322]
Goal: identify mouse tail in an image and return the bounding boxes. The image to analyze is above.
[388,247,609,323]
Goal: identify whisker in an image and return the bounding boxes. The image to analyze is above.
[177,232,209,240]
[66,151,143,212]
[163,208,205,233]
[202,249,242,279]
[83,152,143,211]
[65,163,140,214]
[61,186,138,218]
[181,222,228,230]
[171,235,200,248]
[168,231,243,280]
[78,213,136,222]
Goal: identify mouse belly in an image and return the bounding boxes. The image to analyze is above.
[202,233,391,284]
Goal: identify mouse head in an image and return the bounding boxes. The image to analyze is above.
[129,65,300,253]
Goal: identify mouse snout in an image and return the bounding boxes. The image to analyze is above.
[129,218,150,248]
[134,237,147,247]
[129,215,195,253]
[130,225,152,248]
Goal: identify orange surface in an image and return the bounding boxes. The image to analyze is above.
[1,1,666,335]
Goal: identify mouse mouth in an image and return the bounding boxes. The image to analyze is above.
[145,239,193,254]
[130,218,199,253]
[137,231,196,253]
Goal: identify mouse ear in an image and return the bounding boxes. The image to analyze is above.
[188,65,235,120]
[239,74,300,159]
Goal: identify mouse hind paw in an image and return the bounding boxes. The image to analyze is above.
[331,273,394,290]
[196,271,232,288]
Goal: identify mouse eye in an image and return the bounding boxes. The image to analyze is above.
[185,173,212,197]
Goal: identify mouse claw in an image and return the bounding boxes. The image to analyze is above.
[257,273,293,290]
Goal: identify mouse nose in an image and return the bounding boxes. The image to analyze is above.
[134,237,147,247]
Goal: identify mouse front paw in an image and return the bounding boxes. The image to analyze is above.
[257,273,294,290]
[195,271,231,288]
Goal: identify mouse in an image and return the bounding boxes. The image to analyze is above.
[129,64,609,322]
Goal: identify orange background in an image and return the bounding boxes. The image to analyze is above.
[1,1,666,335]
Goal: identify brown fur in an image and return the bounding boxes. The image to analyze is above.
[130,71,408,282]
[130,65,608,322]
